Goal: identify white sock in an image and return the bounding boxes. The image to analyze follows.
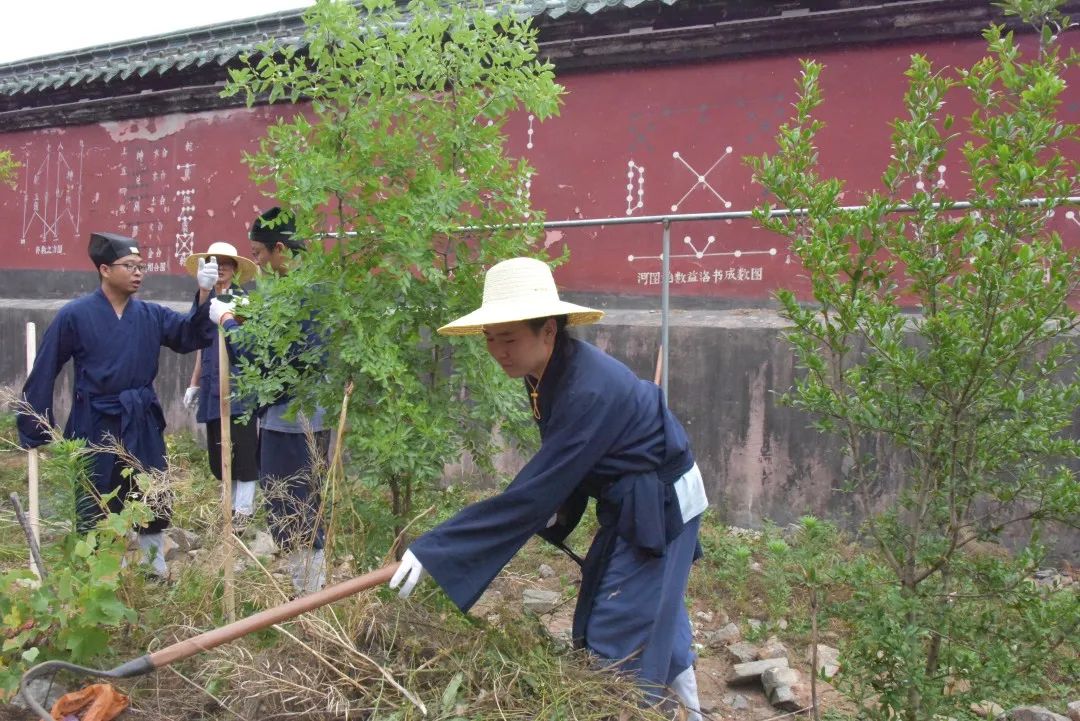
[232,480,257,516]
[288,548,326,595]
[670,666,702,721]
[136,532,168,578]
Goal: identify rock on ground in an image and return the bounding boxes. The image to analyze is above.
[522,588,561,615]
[246,530,277,557]
[166,526,200,553]
[996,706,1071,721]
[706,622,741,647]
[805,643,840,679]
[723,693,750,711]
[726,641,758,664]
[11,678,67,713]
[728,657,789,684]
[762,666,803,711]
[756,636,789,662]
[972,701,1006,719]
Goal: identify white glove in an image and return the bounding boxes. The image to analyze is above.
[196,256,219,291]
[183,386,199,410]
[389,549,427,599]
[209,297,236,325]
[546,513,558,528]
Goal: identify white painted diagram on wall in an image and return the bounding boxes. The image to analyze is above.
[20,141,84,255]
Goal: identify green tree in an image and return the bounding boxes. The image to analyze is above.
[0,150,19,188]
[222,0,562,546]
[748,1,1080,718]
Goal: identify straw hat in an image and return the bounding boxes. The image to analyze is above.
[183,241,258,284]
[437,257,603,336]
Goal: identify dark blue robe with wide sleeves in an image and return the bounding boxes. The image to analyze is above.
[410,336,701,690]
[220,306,329,552]
[18,288,215,530]
[194,286,250,424]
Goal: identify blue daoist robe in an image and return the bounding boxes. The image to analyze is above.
[17,288,215,532]
[220,311,328,552]
[195,286,251,424]
[411,336,708,693]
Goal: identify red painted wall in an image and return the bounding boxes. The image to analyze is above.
[2,35,1078,299]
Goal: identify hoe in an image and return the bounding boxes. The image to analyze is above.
[19,563,397,721]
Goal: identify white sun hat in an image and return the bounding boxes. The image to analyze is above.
[438,257,603,336]
[183,241,259,285]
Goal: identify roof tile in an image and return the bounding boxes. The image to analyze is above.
[0,0,673,96]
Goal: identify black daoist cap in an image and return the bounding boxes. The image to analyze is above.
[250,207,303,251]
[88,232,141,267]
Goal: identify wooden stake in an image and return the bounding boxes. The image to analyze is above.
[218,325,236,622]
[25,322,40,581]
[321,381,354,568]
[10,493,46,580]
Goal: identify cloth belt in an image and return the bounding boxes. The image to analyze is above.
[89,386,166,470]
[570,459,692,651]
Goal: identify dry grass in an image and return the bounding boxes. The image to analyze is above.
[192,598,665,721]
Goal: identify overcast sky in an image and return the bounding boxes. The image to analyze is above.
[0,1,316,64]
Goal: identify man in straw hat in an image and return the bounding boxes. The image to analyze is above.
[18,232,219,578]
[182,241,261,527]
[389,257,708,719]
[209,208,330,595]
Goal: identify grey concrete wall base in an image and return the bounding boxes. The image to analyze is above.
[2,300,1076,560]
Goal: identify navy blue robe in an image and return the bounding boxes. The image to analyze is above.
[18,288,215,532]
[195,285,251,424]
[410,336,701,690]
[221,312,328,552]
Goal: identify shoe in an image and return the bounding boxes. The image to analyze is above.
[230,511,254,536]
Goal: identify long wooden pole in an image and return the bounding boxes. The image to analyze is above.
[146,564,396,669]
[217,325,236,622]
[25,322,40,580]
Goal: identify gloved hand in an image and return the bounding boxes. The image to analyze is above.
[389,549,427,599]
[196,256,219,291]
[209,297,236,325]
[183,386,199,410]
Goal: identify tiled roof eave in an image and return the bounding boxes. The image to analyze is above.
[0,0,671,96]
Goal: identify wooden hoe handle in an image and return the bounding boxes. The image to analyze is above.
[146,562,399,669]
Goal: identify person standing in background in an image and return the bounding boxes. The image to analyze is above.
[210,208,330,595]
[182,241,261,529]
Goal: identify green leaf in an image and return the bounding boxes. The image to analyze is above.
[73,540,93,558]
[441,671,464,711]
[63,626,109,662]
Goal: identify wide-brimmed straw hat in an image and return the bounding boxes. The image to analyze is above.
[183,241,259,284]
[438,257,603,336]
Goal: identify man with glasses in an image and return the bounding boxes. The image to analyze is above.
[17,232,219,579]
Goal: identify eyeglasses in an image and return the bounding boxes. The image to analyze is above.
[110,262,148,273]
